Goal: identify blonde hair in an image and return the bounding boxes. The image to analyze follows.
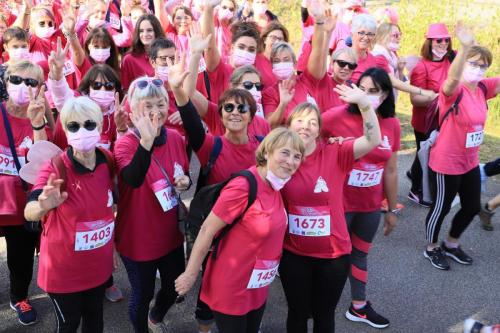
[255,127,305,167]
[331,47,358,64]
[286,102,322,130]
[467,45,493,67]
[128,76,169,110]
[4,60,44,83]
[60,96,103,131]
[30,6,55,29]
[270,42,297,64]
[375,22,400,47]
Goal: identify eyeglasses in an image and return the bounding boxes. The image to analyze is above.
[135,79,164,89]
[8,75,40,88]
[223,103,250,114]
[391,33,402,39]
[91,81,116,91]
[467,61,489,70]
[66,120,97,133]
[242,81,263,91]
[334,60,357,70]
[357,31,376,38]
[434,38,450,44]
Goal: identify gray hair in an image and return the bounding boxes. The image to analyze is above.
[128,76,169,110]
[351,14,377,33]
[270,42,297,64]
[60,96,103,131]
[4,60,44,84]
[230,65,261,87]
[331,47,358,64]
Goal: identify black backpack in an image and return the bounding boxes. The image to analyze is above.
[185,170,258,260]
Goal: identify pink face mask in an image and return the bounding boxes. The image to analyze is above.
[272,62,294,80]
[89,89,115,109]
[462,66,486,84]
[9,48,30,61]
[232,49,256,67]
[67,128,101,152]
[89,47,111,62]
[36,26,55,39]
[432,48,447,60]
[368,94,383,110]
[7,82,30,106]
[388,42,400,52]
[156,66,169,82]
[218,8,234,21]
[266,168,290,191]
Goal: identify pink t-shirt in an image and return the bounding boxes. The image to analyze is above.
[254,54,278,89]
[309,72,346,112]
[410,58,452,133]
[282,140,355,259]
[323,105,401,212]
[351,52,391,84]
[34,151,114,293]
[201,166,287,315]
[429,78,499,175]
[120,52,155,91]
[114,129,188,260]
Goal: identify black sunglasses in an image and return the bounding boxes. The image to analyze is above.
[223,103,250,114]
[91,81,116,91]
[435,38,450,44]
[66,120,98,133]
[136,79,164,89]
[242,81,263,91]
[334,60,357,70]
[8,75,39,88]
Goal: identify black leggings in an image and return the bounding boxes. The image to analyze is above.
[48,282,106,333]
[279,250,350,333]
[410,130,429,192]
[3,225,38,303]
[484,157,500,177]
[212,303,266,333]
[425,166,481,243]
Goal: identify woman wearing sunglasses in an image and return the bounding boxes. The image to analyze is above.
[407,23,455,206]
[24,96,115,333]
[1,60,48,326]
[113,76,191,333]
[423,25,500,271]
[278,81,381,333]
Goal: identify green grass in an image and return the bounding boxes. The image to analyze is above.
[269,0,500,159]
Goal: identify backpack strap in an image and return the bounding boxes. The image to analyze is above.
[96,147,115,179]
[438,90,463,130]
[52,153,67,193]
[211,170,258,260]
[254,135,265,142]
[202,136,223,178]
[478,81,488,110]
[203,71,211,102]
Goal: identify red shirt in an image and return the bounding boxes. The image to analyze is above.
[201,166,286,315]
[303,69,345,113]
[204,101,270,138]
[114,129,188,261]
[351,52,391,84]
[165,90,185,137]
[323,106,401,212]
[282,140,355,258]
[196,133,261,185]
[429,78,499,175]
[34,150,114,293]
[254,54,278,89]
[410,58,452,133]
[121,52,155,91]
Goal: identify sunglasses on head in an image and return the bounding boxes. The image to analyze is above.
[135,79,164,90]
[8,75,39,88]
[91,81,116,91]
[334,60,357,70]
[435,38,450,44]
[242,81,262,91]
[66,120,97,133]
[223,103,250,114]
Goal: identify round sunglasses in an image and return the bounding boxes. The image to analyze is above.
[66,120,97,133]
[8,75,39,88]
[223,103,250,114]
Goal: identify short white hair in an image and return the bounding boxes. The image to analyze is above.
[351,14,377,33]
[128,76,169,110]
[60,96,103,130]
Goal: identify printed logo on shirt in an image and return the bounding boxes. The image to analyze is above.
[378,135,391,150]
[107,189,113,207]
[173,162,184,178]
[313,176,329,193]
[73,180,82,191]
[306,94,317,106]
[19,136,33,150]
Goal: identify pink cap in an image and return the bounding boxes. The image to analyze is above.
[426,23,451,39]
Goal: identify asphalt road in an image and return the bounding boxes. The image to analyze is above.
[1,151,499,333]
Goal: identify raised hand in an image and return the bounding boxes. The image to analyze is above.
[114,93,129,132]
[203,0,220,9]
[27,85,47,127]
[189,23,211,54]
[334,83,371,108]
[131,100,159,150]
[455,21,475,48]
[166,54,190,89]
[279,77,296,105]
[308,0,326,22]
[48,37,70,80]
[38,173,68,212]
[323,6,338,33]
[62,16,76,34]
[168,111,183,126]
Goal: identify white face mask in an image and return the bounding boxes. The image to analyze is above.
[388,42,400,52]
[432,48,447,60]
[266,168,290,191]
[36,26,55,39]
[462,65,486,84]
[8,47,30,61]
[89,47,111,62]
[156,65,169,82]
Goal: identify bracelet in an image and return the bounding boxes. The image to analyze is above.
[389,209,400,216]
[32,122,46,131]
[315,21,325,25]
[117,127,128,133]
[62,30,77,41]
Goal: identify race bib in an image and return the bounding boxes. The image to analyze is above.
[152,179,178,212]
[75,220,114,251]
[347,168,384,187]
[288,206,331,237]
[63,59,75,76]
[198,57,207,73]
[247,259,279,289]
[465,130,483,148]
[109,14,121,30]
[0,153,25,176]
[255,103,264,118]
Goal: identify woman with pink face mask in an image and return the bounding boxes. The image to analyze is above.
[423,24,500,272]
[214,0,237,64]
[1,60,49,327]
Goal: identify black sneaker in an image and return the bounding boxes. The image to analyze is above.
[441,242,473,265]
[463,318,485,333]
[10,299,37,326]
[406,170,412,180]
[345,301,389,329]
[424,247,450,270]
[408,190,432,208]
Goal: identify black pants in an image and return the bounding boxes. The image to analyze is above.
[213,303,266,333]
[410,130,429,193]
[48,282,106,333]
[484,158,500,177]
[195,256,214,325]
[279,250,350,333]
[3,225,37,303]
[121,246,185,333]
[425,166,481,243]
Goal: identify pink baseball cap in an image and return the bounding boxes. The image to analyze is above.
[426,23,451,39]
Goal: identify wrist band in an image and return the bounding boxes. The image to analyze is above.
[32,122,46,131]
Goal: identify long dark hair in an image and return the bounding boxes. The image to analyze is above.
[78,64,123,100]
[420,38,455,62]
[348,67,395,119]
[131,14,165,55]
[84,27,120,75]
